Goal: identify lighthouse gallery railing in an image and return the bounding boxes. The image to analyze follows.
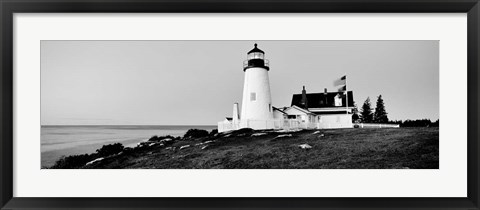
[243,59,269,68]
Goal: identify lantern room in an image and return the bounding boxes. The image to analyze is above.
[243,43,269,71]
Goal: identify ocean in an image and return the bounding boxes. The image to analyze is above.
[41,125,216,168]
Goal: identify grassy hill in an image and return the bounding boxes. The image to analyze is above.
[54,127,439,169]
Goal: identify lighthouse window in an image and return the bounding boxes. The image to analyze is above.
[248,53,264,60]
[250,92,256,101]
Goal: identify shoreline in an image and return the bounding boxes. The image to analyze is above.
[40,125,216,168]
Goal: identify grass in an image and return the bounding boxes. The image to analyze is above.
[75,127,439,169]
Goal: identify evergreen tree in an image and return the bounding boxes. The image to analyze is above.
[373,95,389,123]
[360,97,373,123]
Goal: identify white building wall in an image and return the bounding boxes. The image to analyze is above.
[240,67,273,121]
[283,107,317,129]
[273,110,286,120]
[317,114,353,129]
[218,119,233,133]
[283,108,315,122]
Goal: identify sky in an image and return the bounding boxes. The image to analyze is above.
[41,40,439,125]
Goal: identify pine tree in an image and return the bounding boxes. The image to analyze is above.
[373,95,389,123]
[360,97,373,123]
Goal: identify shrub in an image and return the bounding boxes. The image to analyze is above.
[148,135,159,142]
[122,147,133,154]
[231,128,254,136]
[388,119,439,127]
[96,143,124,157]
[402,119,432,127]
[209,129,218,136]
[183,129,209,139]
[148,135,175,142]
[50,154,93,169]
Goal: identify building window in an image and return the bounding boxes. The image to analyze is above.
[288,115,296,119]
[334,94,343,106]
[250,92,256,101]
[269,104,271,112]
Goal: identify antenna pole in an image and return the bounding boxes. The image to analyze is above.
[345,74,348,115]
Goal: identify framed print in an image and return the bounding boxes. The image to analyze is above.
[1,0,479,209]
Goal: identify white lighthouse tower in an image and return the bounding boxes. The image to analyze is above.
[240,43,274,129]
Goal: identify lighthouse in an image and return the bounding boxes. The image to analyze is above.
[217,43,358,133]
[240,43,274,129]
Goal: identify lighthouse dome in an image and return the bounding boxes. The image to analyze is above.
[247,43,265,54]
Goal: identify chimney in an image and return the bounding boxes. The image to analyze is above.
[232,103,240,123]
[324,88,328,105]
[301,86,308,109]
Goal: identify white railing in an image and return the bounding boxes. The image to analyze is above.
[355,123,400,128]
[218,119,317,132]
[218,120,400,132]
[317,122,353,129]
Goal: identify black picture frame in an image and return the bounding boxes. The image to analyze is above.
[1,0,479,209]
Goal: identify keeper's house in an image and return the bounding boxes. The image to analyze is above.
[285,86,354,129]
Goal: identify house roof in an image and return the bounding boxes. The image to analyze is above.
[272,106,287,114]
[291,91,354,109]
[284,105,315,115]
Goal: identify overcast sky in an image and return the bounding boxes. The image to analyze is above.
[41,40,439,125]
